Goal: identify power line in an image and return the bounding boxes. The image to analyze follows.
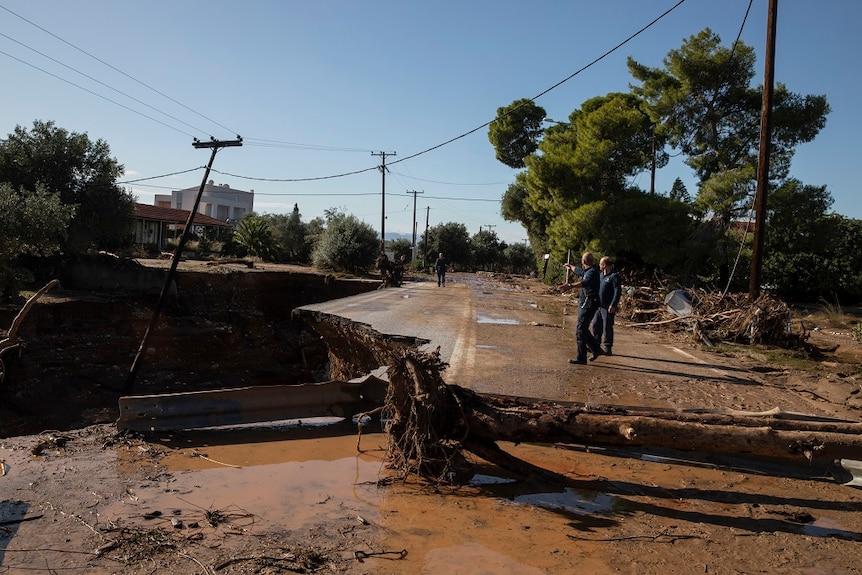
[0,3,238,137]
[242,138,373,153]
[209,166,378,182]
[118,167,205,184]
[0,31,213,136]
[199,0,692,183]
[389,170,508,186]
[388,0,689,167]
[0,48,197,138]
[5,0,694,207]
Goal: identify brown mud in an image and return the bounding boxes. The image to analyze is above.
[2,264,862,573]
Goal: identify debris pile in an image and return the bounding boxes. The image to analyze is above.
[620,286,806,348]
[550,274,809,350]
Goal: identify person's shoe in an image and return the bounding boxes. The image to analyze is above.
[603,346,613,356]
[589,350,605,361]
[568,358,587,365]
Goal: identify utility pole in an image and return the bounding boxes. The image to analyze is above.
[372,151,395,251]
[423,206,430,269]
[406,189,424,261]
[483,224,496,234]
[126,136,243,393]
[749,0,778,300]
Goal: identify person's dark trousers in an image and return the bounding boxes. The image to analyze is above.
[576,307,603,362]
[437,271,445,286]
[590,307,614,352]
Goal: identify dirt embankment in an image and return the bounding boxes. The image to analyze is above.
[0,258,379,437]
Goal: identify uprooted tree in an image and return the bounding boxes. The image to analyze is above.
[295,309,862,485]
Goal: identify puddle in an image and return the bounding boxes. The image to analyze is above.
[515,489,618,515]
[106,433,390,534]
[477,314,519,325]
[802,517,860,540]
[108,432,617,573]
[468,473,518,486]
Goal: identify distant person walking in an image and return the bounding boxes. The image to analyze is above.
[564,252,604,365]
[435,253,447,287]
[590,256,621,355]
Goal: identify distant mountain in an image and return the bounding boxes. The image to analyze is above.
[384,232,413,241]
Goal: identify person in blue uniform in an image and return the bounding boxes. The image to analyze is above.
[564,252,604,365]
[590,256,621,355]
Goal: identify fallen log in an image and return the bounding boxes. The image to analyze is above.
[382,349,862,483]
[295,307,862,483]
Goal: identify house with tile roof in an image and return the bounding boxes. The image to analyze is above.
[133,203,233,249]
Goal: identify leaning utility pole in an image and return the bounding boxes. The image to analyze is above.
[749,0,778,300]
[372,151,396,251]
[125,136,243,393]
[406,189,424,261]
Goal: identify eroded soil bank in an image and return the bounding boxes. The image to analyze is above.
[0,257,379,437]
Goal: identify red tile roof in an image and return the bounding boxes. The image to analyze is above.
[134,203,233,228]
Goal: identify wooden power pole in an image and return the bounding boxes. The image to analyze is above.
[372,151,395,251]
[749,0,778,300]
[126,137,243,393]
[407,189,424,261]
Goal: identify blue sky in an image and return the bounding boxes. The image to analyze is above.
[1,0,857,245]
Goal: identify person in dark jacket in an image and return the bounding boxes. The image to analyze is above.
[435,253,447,287]
[590,256,622,355]
[564,252,604,364]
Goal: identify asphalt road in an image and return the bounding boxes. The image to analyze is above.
[297,272,764,408]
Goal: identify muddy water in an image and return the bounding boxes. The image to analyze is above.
[150,428,862,574]
[105,426,614,573]
[8,421,859,574]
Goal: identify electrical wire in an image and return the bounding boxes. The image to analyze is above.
[0,31,213,137]
[0,3,238,137]
[208,166,379,182]
[389,170,508,187]
[0,48,197,138]
[388,0,690,168]
[4,0,713,206]
[118,167,205,184]
[171,0,691,185]
[242,138,372,153]
[722,193,757,298]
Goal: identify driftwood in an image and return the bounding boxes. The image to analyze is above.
[383,349,862,484]
[0,280,59,383]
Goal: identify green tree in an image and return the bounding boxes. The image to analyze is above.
[487,99,547,169]
[629,28,829,225]
[502,242,535,274]
[387,238,413,262]
[0,183,73,299]
[265,204,312,262]
[233,215,278,261]
[762,180,862,300]
[496,93,675,271]
[311,209,378,274]
[0,120,134,253]
[669,177,690,203]
[421,222,471,270]
[501,173,549,254]
[471,229,502,271]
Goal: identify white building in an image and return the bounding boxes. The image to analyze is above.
[154,181,254,226]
